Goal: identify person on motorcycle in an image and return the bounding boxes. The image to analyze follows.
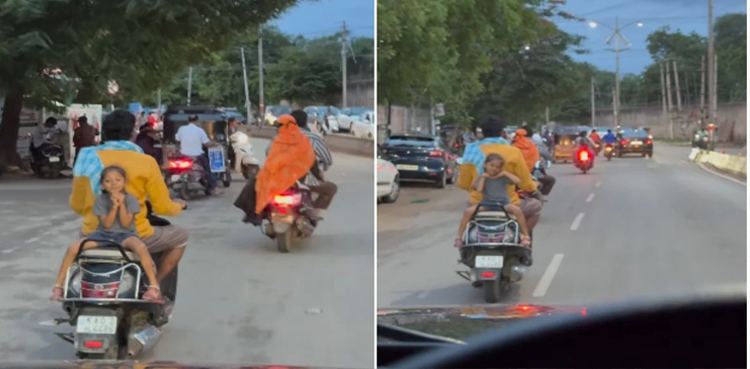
[175,114,222,195]
[517,127,556,196]
[135,123,163,167]
[602,129,617,146]
[30,117,59,161]
[575,131,596,164]
[589,129,601,154]
[254,114,316,214]
[458,116,543,236]
[69,109,189,288]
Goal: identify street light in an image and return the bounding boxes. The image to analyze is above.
[588,16,643,127]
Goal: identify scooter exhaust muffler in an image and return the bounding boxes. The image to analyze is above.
[127,324,162,357]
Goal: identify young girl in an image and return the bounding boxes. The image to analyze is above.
[455,153,532,247]
[51,166,162,301]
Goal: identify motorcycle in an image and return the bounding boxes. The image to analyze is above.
[262,182,318,253]
[604,143,614,161]
[45,209,179,360]
[692,132,709,149]
[166,156,210,200]
[456,201,532,303]
[574,147,593,174]
[30,141,65,179]
[229,130,260,180]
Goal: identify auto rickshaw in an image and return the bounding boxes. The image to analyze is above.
[162,106,233,189]
[551,126,580,163]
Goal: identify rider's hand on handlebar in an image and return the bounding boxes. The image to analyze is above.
[174,199,188,210]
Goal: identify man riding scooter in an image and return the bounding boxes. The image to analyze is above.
[175,114,222,196]
[602,129,617,159]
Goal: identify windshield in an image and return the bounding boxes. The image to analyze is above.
[376,0,747,343]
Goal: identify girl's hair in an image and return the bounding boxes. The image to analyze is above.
[100,165,127,193]
[485,153,504,165]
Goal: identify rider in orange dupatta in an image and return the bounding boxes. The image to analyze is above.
[512,128,540,173]
[254,114,315,214]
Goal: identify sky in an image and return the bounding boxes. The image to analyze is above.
[272,0,374,39]
[554,0,746,75]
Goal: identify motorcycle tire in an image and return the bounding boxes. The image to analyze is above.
[223,171,232,188]
[607,156,611,161]
[179,183,191,200]
[435,172,447,189]
[277,231,293,253]
[483,278,502,303]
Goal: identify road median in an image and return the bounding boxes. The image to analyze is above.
[246,125,374,158]
[689,148,747,178]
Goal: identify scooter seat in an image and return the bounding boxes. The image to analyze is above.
[80,248,140,261]
[476,211,517,220]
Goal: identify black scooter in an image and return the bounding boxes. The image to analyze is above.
[30,142,65,179]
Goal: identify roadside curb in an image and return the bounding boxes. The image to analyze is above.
[246,125,374,158]
[688,148,747,179]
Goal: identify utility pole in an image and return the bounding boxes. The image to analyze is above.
[712,53,718,122]
[673,60,682,114]
[341,21,349,108]
[157,89,162,120]
[611,87,617,126]
[707,0,715,123]
[545,106,550,125]
[700,55,706,119]
[660,63,667,115]
[590,77,595,126]
[240,47,252,123]
[665,61,674,139]
[258,27,265,115]
[187,67,193,106]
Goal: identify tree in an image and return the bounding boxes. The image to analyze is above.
[714,13,746,102]
[0,0,301,167]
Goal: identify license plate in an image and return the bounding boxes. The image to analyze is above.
[475,255,504,268]
[49,157,60,162]
[631,141,642,145]
[633,145,640,148]
[396,164,419,171]
[170,174,181,182]
[76,316,117,335]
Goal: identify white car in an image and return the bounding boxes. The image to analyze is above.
[377,147,399,203]
[304,106,340,133]
[264,105,291,126]
[339,107,372,132]
[350,110,375,139]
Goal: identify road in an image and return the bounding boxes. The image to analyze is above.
[0,138,374,368]
[378,143,746,308]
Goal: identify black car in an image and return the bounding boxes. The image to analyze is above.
[617,129,653,158]
[381,135,458,188]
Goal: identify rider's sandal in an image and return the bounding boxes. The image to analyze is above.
[50,285,64,301]
[521,235,532,247]
[143,286,163,302]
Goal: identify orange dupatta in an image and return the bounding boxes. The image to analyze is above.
[512,129,540,172]
[254,114,315,214]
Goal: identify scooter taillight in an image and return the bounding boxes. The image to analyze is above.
[169,158,192,170]
[81,281,120,298]
[274,193,301,207]
[578,150,589,161]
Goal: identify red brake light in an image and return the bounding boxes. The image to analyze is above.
[273,194,298,206]
[645,139,652,145]
[454,143,459,147]
[620,139,628,145]
[377,164,384,170]
[579,150,589,161]
[83,340,103,349]
[480,271,496,278]
[169,159,192,169]
[429,150,443,158]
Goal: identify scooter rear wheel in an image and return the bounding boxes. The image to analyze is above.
[483,279,502,303]
[277,231,293,253]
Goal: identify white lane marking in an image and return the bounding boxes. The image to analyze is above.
[697,162,747,187]
[532,254,564,297]
[595,181,602,188]
[1,248,16,254]
[570,213,585,231]
[25,237,40,244]
[417,291,428,299]
[586,193,595,202]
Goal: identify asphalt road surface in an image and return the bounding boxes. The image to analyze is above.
[0,138,374,368]
[378,143,746,308]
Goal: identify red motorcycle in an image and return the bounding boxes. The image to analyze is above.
[574,146,594,174]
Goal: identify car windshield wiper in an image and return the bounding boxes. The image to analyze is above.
[378,323,465,344]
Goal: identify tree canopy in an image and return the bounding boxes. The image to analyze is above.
[0,0,301,166]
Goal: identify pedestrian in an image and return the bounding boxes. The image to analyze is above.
[73,116,98,164]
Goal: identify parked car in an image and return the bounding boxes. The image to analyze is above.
[304,106,340,133]
[380,135,458,188]
[377,145,400,203]
[264,105,291,126]
[350,109,375,139]
[339,107,371,132]
[617,129,653,158]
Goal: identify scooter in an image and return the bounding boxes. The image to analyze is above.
[262,182,318,253]
[455,201,531,303]
[30,140,65,179]
[574,147,593,174]
[44,207,180,359]
[229,130,260,179]
[604,143,614,161]
[166,156,210,200]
